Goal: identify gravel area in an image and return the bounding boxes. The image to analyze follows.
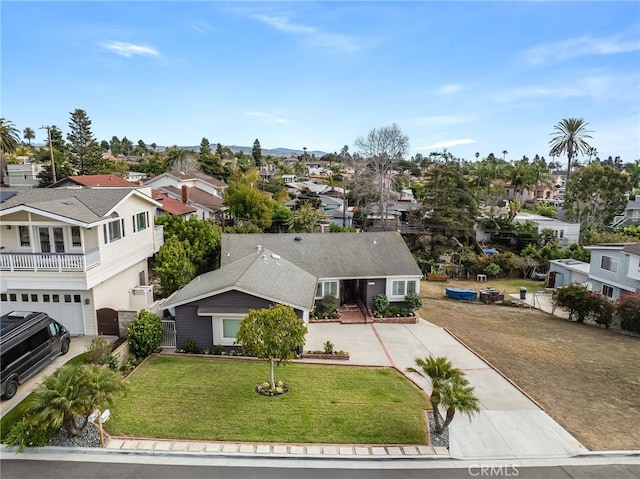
[427,411,449,449]
[48,421,103,448]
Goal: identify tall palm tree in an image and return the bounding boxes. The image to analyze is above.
[0,118,20,155]
[23,127,35,146]
[437,376,480,433]
[549,118,593,182]
[406,356,466,431]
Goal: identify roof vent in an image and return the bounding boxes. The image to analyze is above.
[294,236,303,242]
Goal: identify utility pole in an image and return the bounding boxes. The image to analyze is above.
[40,126,56,184]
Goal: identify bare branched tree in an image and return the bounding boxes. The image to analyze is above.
[354,124,409,230]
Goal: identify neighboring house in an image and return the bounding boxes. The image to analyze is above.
[282,174,297,184]
[143,171,227,222]
[285,194,352,228]
[126,171,147,183]
[151,190,197,218]
[513,212,580,246]
[0,188,163,336]
[163,232,422,350]
[50,174,135,188]
[583,243,640,300]
[612,195,640,228]
[548,259,590,288]
[6,163,44,187]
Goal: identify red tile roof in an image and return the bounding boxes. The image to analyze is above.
[62,175,134,187]
[152,190,197,215]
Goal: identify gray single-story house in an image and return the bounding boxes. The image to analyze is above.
[548,259,590,288]
[163,231,422,350]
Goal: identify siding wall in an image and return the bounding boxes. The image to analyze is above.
[363,278,386,306]
[175,305,214,350]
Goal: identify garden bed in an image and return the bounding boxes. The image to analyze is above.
[301,352,350,360]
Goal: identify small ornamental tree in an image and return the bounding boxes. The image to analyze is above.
[555,284,591,322]
[617,292,640,333]
[235,304,307,391]
[127,310,163,359]
[154,236,196,296]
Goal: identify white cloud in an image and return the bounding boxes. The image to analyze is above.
[252,14,361,52]
[418,139,476,150]
[440,84,462,94]
[101,41,158,58]
[524,34,640,65]
[245,111,289,124]
[192,22,212,34]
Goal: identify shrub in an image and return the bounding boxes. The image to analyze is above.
[121,354,139,376]
[4,418,56,451]
[617,292,640,333]
[323,340,334,354]
[127,310,163,359]
[101,354,119,371]
[318,294,338,319]
[373,294,389,316]
[213,345,224,355]
[586,293,614,329]
[485,262,501,277]
[85,336,112,364]
[555,284,591,322]
[183,338,200,354]
[405,292,423,312]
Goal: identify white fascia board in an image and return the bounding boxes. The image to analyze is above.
[0,205,92,227]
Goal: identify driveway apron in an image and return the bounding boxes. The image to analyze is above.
[306,320,587,459]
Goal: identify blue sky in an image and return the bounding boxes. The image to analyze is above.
[3,1,639,163]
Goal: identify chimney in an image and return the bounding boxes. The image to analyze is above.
[181,185,189,204]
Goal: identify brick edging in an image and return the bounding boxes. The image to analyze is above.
[443,327,546,411]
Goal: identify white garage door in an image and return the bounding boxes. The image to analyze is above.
[0,291,85,335]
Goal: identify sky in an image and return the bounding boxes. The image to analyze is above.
[2,1,639,163]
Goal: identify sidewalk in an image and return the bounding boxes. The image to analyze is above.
[105,438,448,457]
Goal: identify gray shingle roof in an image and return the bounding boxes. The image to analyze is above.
[622,242,640,256]
[164,249,317,311]
[0,188,143,224]
[221,232,422,279]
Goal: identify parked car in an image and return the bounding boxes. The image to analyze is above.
[1,311,70,400]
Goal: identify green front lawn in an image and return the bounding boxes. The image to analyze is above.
[106,356,430,444]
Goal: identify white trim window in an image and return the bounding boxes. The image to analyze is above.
[602,284,614,298]
[600,255,618,273]
[18,225,30,247]
[104,217,125,243]
[133,211,150,232]
[391,279,417,297]
[316,281,338,298]
[70,226,82,248]
[222,318,242,339]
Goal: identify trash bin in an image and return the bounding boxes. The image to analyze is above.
[520,287,527,300]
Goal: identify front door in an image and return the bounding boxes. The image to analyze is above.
[38,227,65,253]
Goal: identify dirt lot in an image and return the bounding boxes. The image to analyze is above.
[418,279,640,451]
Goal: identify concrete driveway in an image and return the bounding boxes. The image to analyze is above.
[305,320,587,459]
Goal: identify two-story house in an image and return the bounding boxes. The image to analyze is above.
[584,243,640,300]
[0,188,163,336]
[612,195,640,228]
[143,171,227,222]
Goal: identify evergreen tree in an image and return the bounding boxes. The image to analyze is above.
[109,136,122,156]
[66,109,105,175]
[252,138,262,167]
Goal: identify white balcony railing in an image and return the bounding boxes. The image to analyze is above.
[0,248,101,272]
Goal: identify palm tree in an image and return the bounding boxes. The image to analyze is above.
[502,150,508,161]
[406,356,465,431]
[23,127,35,146]
[23,363,127,437]
[0,118,20,155]
[437,376,480,433]
[549,118,593,182]
[625,160,640,191]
